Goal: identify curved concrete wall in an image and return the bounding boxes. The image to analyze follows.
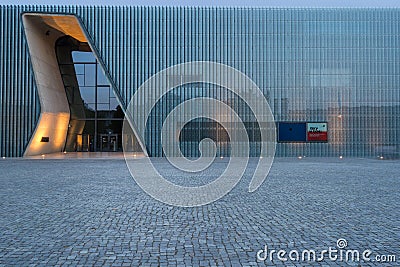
[56,36,89,152]
[22,15,71,156]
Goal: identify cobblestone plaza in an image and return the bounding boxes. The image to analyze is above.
[0,158,398,266]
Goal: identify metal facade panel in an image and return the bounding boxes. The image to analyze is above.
[0,6,399,157]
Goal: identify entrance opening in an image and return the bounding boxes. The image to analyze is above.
[22,13,143,156]
[58,49,123,152]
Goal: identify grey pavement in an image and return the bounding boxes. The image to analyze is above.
[0,157,399,266]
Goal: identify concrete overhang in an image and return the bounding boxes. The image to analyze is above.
[22,14,89,156]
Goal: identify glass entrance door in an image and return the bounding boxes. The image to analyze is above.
[62,51,125,153]
[76,134,90,152]
[100,134,119,152]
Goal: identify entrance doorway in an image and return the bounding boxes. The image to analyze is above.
[56,46,124,152]
[76,134,90,152]
[100,134,118,152]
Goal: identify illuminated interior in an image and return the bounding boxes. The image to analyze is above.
[65,51,124,152]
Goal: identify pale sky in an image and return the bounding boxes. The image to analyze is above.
[2,0,400,7]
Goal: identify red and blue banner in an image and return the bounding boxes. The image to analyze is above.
[277,122,328,142]
[307,123,328,142]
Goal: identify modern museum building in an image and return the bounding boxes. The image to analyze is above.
[0,6,399,157]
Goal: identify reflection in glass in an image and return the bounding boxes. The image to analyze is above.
[63,51,126,152]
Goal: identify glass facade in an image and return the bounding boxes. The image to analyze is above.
[67,52,123,152]
[0,6,399,157]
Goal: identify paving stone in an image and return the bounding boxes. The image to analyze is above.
[0,158,398,266]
